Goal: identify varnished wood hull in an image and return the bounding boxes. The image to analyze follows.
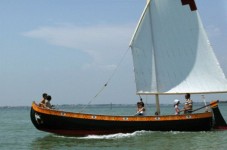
[30,102,213,136]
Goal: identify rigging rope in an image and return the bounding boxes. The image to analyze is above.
[106,47,131,85]
[79,47,131,112]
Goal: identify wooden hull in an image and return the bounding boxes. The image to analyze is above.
[30,102,213,136]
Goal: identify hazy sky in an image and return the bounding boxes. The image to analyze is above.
[0,0,227,106]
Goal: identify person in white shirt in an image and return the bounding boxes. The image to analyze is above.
[174,99,181,115]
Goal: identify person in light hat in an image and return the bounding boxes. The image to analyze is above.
[174,99,181,115]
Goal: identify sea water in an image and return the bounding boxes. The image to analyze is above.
[0,103,227,150]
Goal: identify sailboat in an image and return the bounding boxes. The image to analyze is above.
[30,0,227,136]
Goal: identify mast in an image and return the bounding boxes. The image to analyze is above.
[147,0,160,115]
[146,0,160,115]
[155,94,160,115]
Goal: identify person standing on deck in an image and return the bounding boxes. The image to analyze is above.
[183,93,193,114]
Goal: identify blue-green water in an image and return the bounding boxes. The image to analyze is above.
[1,103,227,150]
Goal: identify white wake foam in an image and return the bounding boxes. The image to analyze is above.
[79,130,149,139]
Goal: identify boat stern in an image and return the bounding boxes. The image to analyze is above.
[210,100,227,130]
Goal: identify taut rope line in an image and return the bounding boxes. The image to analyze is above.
[79,47,130,112]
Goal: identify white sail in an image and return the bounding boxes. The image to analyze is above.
[130,0,227,95]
